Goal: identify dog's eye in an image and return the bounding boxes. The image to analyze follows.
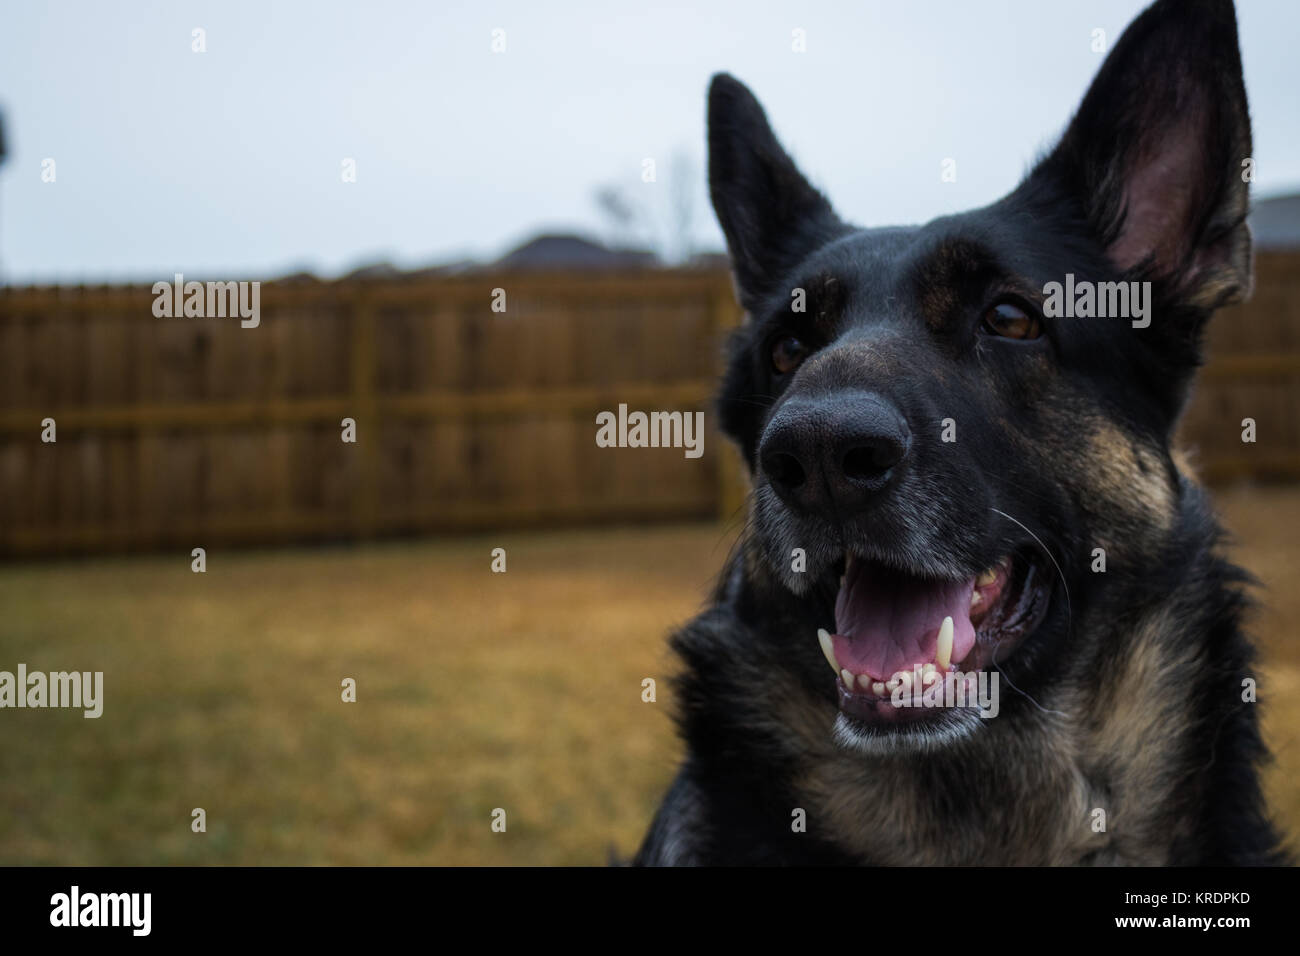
[981,302,1042,340]
[771,335,809,375]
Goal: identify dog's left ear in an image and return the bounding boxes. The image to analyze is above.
[1024,0,1252,316]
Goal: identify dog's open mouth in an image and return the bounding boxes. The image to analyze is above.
[818,551,1050,724]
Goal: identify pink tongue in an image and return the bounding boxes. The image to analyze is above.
[831,559,977,681]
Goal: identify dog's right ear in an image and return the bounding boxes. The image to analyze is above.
[708,74,847,313]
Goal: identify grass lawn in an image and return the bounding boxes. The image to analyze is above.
[0,486,1296,864]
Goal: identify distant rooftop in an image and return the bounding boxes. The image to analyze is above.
[493,233,658,270]
[1249,193,1300,249]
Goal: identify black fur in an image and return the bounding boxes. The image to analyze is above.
[635,0,1285,866]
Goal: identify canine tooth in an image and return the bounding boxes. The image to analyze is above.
[976,568,997,587]
[841,668,855,689]
[970,591,983,608]
[817,628,840,674]
[872,681,886,696]
[936,616,954,670]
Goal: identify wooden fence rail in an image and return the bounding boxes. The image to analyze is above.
[0,255,1297,558]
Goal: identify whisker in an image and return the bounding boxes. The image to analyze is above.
[989,507,1072,625]
[986,507,1073,718]
[989,638,1069,718]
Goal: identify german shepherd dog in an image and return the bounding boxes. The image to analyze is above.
[635,0,1286,865]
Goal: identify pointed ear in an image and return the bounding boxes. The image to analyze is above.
[1026,0,1252,312]
[708,74,847,312]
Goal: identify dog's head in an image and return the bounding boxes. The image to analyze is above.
[709,0,1251,752]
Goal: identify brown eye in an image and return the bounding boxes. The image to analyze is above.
[981,302,1042,340]
[771,335,809,374]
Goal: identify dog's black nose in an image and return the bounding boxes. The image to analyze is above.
[759,391,910,518]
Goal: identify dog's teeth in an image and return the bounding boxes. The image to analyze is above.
[886,669,914,693]
[857,674,873,693]
[970,590,982,608]
[936,616,954,670]
[871,681,886,696]
[841,668,855,689]
[817,628,840,674]
[976,568,997,587]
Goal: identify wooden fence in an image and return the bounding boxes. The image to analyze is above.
[1181,251,1300,481]
[0,255,1297,558]
[0,271,743,557]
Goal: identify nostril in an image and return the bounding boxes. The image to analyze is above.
[763,452,807,490]
[842,439,905,481]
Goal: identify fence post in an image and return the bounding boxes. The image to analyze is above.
[132,286,159,549]
[350,291,378,539]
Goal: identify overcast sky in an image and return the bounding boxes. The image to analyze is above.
[1,0,1297,283]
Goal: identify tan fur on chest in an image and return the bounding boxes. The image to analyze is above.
[770,607,1201,865]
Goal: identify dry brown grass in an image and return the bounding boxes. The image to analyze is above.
[1216,485,1300,860]
[0,485,1295,864]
